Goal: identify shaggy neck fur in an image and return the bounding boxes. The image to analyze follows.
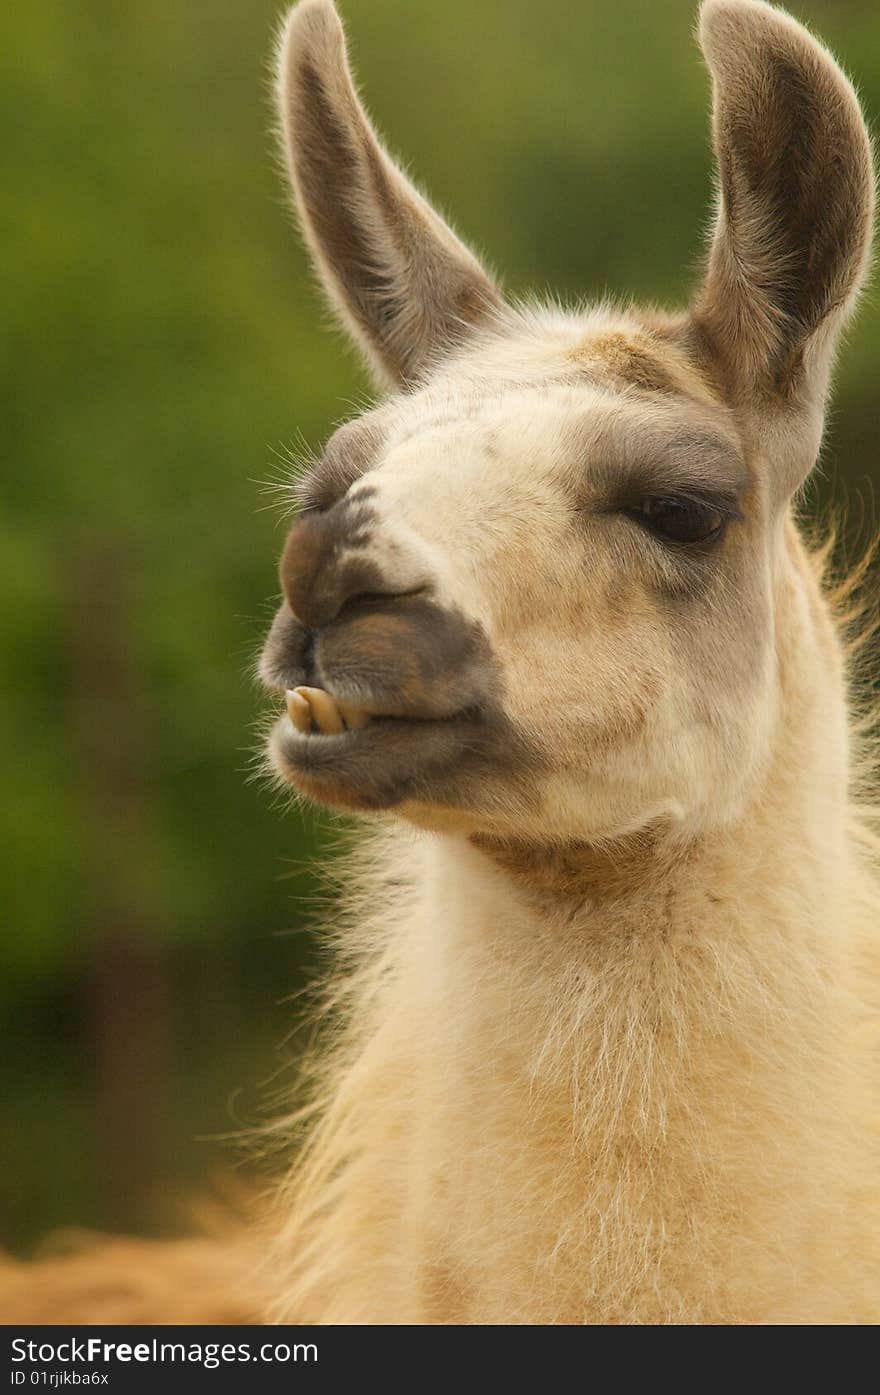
[268,532,879,1324]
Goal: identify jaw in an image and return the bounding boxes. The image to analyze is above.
[268,707,497,813]
[266,697,538,814]
[268,707,691,849]
[261,583,546,818]
[266,683,696,836]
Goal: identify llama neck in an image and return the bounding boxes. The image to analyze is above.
[404,814,853,1322]
[278,761,870,1324]
[398,785,858,1323]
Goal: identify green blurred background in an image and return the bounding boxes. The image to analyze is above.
[3,0,879,1251]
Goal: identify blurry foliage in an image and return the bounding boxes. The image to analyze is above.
[1,0,878,1247]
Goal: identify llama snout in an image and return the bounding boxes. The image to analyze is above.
[271,488,495,723]
[260,500,511,809]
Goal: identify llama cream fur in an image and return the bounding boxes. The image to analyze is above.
[260,0,880,1324]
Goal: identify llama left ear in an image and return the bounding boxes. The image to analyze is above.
[693,0,875,494]
[276,0,504,389]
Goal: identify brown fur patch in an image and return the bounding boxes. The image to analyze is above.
[318,598,491,717]
[570,331,678,395]
[470,827,681,904]
[569,325,728,414]
[0,1235,267,1325]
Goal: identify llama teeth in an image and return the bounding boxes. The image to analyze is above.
[287,686,371,735]
[297,686,345,735]
[286,689,312,734]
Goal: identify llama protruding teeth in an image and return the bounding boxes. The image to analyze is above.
[297,686,345,735]
[286,689,312,733]
[287,686,372,735]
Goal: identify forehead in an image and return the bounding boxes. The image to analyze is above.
[308,307,746,507]
[400,304,722,411]
[374,308,744,484]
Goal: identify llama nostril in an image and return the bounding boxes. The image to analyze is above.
[333,589,407,619]
[280,513,330,625]
[280,512,418,629]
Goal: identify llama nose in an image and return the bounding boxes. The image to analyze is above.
[280,508,399,628]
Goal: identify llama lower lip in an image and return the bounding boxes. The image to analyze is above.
[270,705,486,812]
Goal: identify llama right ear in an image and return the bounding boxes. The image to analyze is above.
[693,0,874,492]
[276,0,504,389]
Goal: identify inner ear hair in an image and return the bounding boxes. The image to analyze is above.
[693,0,875,404]
[276,1,504,388]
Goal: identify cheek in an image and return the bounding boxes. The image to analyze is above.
[489,561,777,833]
[463,523,657,746]
[623,600,778,823]
[497,594,669,756]
[678,625,778,799]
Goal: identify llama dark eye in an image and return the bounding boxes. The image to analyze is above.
[631,496,726,546]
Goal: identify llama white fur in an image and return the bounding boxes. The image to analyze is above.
[256,0,880,1324]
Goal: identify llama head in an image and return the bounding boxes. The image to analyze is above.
[260,0,874,843]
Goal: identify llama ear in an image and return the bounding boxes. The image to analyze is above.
[693,0,874,488]
[276,0,504,388]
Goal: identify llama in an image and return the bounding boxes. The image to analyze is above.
[256,0,880,1324]
[3,0,878,1326]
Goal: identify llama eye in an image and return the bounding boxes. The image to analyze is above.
[631,496,726,546]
